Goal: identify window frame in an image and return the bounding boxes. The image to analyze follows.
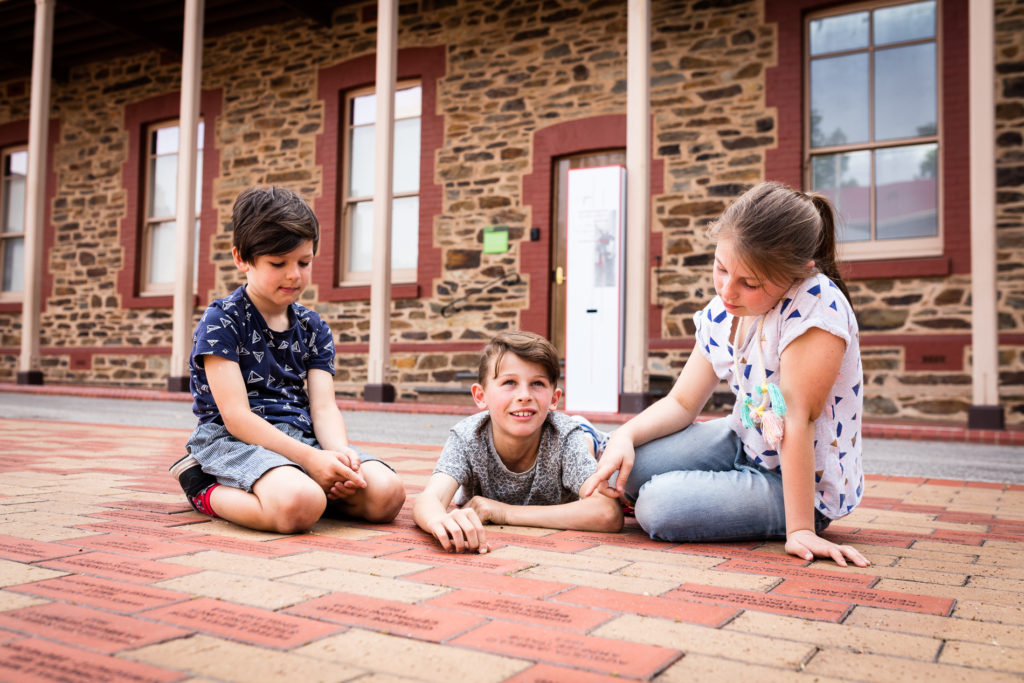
[118,90,220,310]
[803,0,944,262]
[0,144,28,302]
[139,119,204,296]
[312,46,445,304]
[339,79,421,286]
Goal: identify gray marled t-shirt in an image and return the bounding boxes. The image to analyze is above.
[435,410,596,506]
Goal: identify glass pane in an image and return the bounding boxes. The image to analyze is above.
[875,43,937,140]
[876,143,938,240]
[1,237,24,292]
[149,154,177,218]
[395,86,422,119]
[347,201,374,273]
[147,221,177,285]
[352,93,376,126]
[810,54,869,147]
[3,176,26,233]
[195,150,204,213]
[809,11,868,56]
[811,150,871,242]
[7,150,27,176]
[392,196,419,271]
[393,118,421,194]
[875,1,935,45]
[153,126,179,155]
[348,124,374,198]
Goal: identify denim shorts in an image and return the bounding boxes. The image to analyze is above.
[623,418,831,543]
[186,421,390,492]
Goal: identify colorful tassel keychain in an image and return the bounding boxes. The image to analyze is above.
[732,313,787,450]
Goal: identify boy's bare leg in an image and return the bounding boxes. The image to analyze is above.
[208,465,326,534]
[329,461,406,523]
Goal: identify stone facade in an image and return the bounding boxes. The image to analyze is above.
[0,0,1022,425]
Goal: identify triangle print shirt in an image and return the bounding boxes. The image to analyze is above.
[694,273,864,520]
[188,285,336,435]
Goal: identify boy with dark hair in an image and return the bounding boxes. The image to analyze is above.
[413,330,622,553]
[170,186,405,533]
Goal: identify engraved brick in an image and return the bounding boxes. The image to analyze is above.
[773,579,955,616]
[450,621,680,678]
[141,597,339,648]
[715,559,877,586]
[287,592,484,641]
[665,583,850,622]
[56,533,189,559]
[427,589,611,631]
[7,574,189,613]
[405,567,571,599]
[40,551,200,584]
[0,602,189,653]
[0,638,182,682]
[667,543,809,564]
[0,534,81,562]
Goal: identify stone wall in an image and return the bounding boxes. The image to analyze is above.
[0,0,1022,425]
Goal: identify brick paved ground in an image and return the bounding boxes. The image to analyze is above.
[1,416,1023,682]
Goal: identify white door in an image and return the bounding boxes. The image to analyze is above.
[564,165,625,413]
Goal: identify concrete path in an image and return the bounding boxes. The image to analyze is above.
[3,391,1023,484]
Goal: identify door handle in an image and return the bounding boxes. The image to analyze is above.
[555,266,564,285]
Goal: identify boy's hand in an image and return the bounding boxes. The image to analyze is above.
[785,529,870,567]
[308,449,367,500]
[427,508,489,554]
[463,496,508,526]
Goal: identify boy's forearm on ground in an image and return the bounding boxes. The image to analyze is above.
[500,496,623,532]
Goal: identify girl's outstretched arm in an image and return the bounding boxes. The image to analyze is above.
[581,350,720,498]
[778,327,869,567]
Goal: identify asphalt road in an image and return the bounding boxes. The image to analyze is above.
[3,391,1023,484]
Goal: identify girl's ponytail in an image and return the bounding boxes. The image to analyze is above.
[808,193,852,306]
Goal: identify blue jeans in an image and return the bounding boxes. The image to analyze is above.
[623,418,830,543]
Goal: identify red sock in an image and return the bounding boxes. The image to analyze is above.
[192,483,220,517]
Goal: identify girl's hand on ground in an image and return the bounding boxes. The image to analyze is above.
[581,436,635,499]
[785,529,870,567]
[464,496,507,526]
[428,508,489,554]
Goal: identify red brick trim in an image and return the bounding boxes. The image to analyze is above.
[313,46,445,302]
[764,0,970,275]
[117,89,222,310]
[0,118,59,314]
[520,115,665,339]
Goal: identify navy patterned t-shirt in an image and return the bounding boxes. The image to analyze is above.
[188,285,336,435]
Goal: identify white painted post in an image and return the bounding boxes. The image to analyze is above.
[17,0,55,385]
[365,0,398,402]
[968,0,1003,429]
[168,0,205,392]
[621,0,652,413]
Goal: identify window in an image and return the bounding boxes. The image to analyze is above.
[0,146,27,299]
[340,82,420,284]
[806,0,940,261]
[141,120,203,295]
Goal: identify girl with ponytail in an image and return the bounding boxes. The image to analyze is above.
[582,182,868,567]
